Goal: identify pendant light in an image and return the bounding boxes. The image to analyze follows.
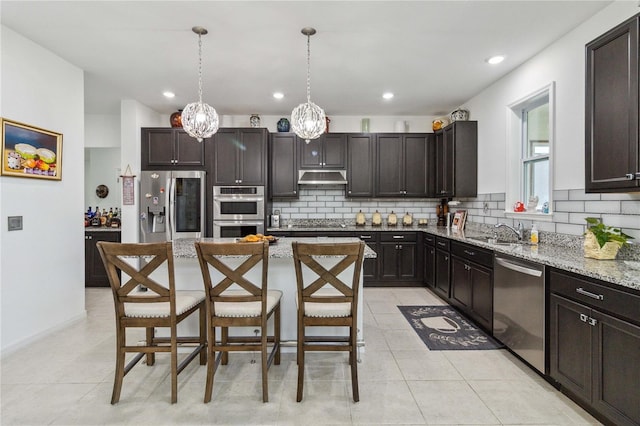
[181,26,219,142]
[291,27,326,144]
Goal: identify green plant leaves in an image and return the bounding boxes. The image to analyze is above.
[584,217,633,248]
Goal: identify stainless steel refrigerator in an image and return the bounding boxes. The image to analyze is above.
[139,170,206,242]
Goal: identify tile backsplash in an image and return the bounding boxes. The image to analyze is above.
[272,186,640,257]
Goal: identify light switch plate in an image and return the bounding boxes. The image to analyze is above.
[8,216,23,231]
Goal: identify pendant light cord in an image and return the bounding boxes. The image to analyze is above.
[306,34,311,103]
[198,33,204,104]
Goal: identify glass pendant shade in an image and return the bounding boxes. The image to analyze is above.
[182,26,219,142]
[291,100,326,143]
[181,101,218,142]
[291,27,325,144]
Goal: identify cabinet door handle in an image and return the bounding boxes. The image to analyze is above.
[444,256,448,261]
[635,172,640,180]
[588,317,598,327]
[463,250,476,256]
[437,241,446,247]
[625,173,635,180]
[576,287,604,300]
[579,313,588,323]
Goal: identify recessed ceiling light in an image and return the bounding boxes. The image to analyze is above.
[486,55,505,65]
[382,92,394,100]
[273,92,284,100]
[163,91,175,98]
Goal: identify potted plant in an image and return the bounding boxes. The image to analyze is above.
[584,217,633,260]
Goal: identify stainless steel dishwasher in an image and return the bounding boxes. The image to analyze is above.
[493,253,546,373]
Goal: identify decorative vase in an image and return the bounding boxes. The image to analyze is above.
[583,231,621,260]
[277,118,290,132]
[250,114,261,128]
[170,110,183,128]
[450,108,469,121]
[325,116,331,133]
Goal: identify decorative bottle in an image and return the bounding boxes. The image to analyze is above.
[277,118,290,132]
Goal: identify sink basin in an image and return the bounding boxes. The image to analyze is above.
[466,236,522,246]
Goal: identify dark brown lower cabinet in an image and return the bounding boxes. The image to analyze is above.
[549,269,640,426]
[85,230,121,287]
[423,233,436,288]
[357,232,379,284]
[378,232,419,285]
[433,237,450,299]
[449,241,493,331]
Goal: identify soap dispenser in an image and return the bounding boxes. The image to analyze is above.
[530,224,539,245]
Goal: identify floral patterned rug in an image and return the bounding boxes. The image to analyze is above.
[398,305,504,350]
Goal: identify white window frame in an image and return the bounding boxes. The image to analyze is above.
[505,82,555,222]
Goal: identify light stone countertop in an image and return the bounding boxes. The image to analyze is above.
[268,225,640,292]
[172,237,377,260]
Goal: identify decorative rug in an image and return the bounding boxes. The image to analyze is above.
[398,305,504,351]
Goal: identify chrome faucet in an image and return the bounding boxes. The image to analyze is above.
[495,222,524,241]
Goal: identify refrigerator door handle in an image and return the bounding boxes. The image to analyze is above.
[167,176,174,241]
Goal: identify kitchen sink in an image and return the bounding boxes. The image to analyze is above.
[465,236,523,246]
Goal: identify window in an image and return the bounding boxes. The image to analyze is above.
[506,83,554,219]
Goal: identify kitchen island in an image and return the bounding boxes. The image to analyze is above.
[166,237,376,348]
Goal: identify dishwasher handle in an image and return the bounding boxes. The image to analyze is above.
[495,257,543,277]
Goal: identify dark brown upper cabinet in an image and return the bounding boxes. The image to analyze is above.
[435,121,477,198]
[212,128,267,186]
[375,133,431,198]
[346,134,375,197]
[586,14,640,192]
[299,133,347,169]
[270,132,298,199]
[141,128,206,170]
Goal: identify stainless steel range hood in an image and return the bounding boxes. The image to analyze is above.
[298,170,348,185]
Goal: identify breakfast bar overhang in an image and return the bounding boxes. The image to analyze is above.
[166,237,377,348]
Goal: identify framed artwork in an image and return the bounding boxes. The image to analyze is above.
[451,210,467,231]
[1,118,63,180]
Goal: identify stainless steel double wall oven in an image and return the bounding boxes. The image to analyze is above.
[212,185,265,238]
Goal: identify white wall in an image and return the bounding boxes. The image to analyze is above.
[85,113,120,148]
[120,100,163,244]
[466,1,640,194]
[1,26,86,353]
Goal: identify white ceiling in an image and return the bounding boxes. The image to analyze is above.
[1,1,612,117]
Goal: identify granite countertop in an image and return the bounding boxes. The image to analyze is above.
[84,227,121,232]
[172,237,377,260]
[269,225,639,292]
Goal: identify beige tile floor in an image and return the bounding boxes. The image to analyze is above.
[1,287,601,425]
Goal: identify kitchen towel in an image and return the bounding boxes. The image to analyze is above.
[398,305,504,350]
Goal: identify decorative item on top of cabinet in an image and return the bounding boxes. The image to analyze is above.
[586,13,640,193]
[450,107,469,122]
[277,118,290,132]
[250,114,260,128]
[170,110,183,128]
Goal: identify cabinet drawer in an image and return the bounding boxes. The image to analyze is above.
[549,269,640,324]
[435,237,450,251]
[423,233,436,246]
[380,232,417,242]
[450,241,493,268]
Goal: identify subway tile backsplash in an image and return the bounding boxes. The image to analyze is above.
[272,187,640,254]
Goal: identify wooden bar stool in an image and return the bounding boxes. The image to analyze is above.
[195,240,281,403]
[96,241,206,404]
[292,241,365,402]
